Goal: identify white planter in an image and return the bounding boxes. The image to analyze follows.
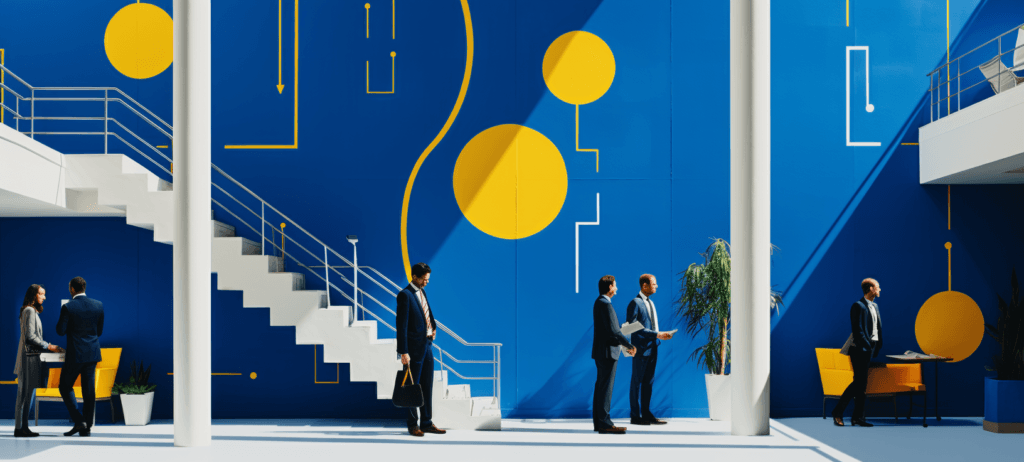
[119,391,154,426]
[705,374,731,421]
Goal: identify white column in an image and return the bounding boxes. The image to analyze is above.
[172,0,212,447]
[730,0,771,436]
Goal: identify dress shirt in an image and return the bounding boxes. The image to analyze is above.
[410,284,433,338]
[867,299,879,341]
[639,292,659,332]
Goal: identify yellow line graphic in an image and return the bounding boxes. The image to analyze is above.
[365,3,370,38]
[846,0,849,27]
[166,373,242,376]
[900,143,919,146]
[314,345,340,384]
[400,0,473,281]
[945,242,952,291]
[576,104,599,172]
[225,0,299,149]
[392,0,396,39]
[277,0,285,94]
[366,52,396,94]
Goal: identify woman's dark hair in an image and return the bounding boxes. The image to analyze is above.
[21,284,44,314]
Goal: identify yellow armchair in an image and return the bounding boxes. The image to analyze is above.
[815,348,927,424]
[34,348,122,425]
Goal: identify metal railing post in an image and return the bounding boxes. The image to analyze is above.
[353,242,358,320]
[324,245,329,306]
[30,88,34,139]
[957,59,961,111]
[104,89,108,154]
[998,36,1003,94]
[496,345,501,409]
[261,202,265,256]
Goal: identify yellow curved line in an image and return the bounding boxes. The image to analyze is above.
[400,0,473,281]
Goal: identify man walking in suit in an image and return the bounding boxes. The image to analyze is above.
[832,278,884,427]
[627,274,673,425]
[396,262,447,437]
[56,277,104,437]
[592,275,636,434]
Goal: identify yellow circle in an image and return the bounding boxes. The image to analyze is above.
[365,3,371,9]
[453,125,567,240]
[104,3,173,80]
[945,242,952,249]
[390,51,397,57]
[542,31,615,105]
[250,372,257,380]
[915,291,985,362]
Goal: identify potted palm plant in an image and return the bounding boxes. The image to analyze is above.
[984,269,1024,433]
[113,361,156,426]
[675,239,783,421]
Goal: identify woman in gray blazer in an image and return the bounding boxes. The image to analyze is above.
[14,284,60,437]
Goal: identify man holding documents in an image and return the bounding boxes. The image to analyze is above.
[832,278,884,427]
[592,275,636,434]
[627,274,673,425]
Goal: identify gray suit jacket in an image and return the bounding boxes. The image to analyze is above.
[15,307,49,375]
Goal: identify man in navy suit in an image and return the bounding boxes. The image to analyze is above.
[832,278,884,427]
[56,277,104,437]
[626,274,673,425]
[592,275,636,434]
[396,262,446,437]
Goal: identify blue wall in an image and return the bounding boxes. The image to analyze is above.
[2,0,1023,420]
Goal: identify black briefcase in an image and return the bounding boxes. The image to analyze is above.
[392,366,424,408]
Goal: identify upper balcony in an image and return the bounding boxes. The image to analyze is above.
[920,23,1024,184]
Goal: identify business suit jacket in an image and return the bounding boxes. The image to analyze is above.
[626,295,660,357]
[592,295,634,360]
[56,295,104,364]
[396,284,437,360]
[15,307,50,375]
[850,297,883,357]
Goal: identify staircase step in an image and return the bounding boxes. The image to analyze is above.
[212,220,235,238]
[446,384,471,400]
[240,237,261,256]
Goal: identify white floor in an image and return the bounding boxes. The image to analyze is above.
[0,419,858,462]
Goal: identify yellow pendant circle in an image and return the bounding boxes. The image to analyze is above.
[104,3,173,80]
[453,124,568,240]
[542,31,616,105]
[915,290,984,363]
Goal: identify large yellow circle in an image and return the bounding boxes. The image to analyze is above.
[104,3,173,80]
[453,125,568,240]
[542,31,615,105]
[915,291,985,363]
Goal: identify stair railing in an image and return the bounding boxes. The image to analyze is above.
[0,62,502,409]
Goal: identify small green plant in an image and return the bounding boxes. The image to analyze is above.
[675,239,784,375]
[112,361,156,395]
[985,269,1024,380]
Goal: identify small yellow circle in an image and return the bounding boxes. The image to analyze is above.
[915,291,984,362]
[104,3,173,80]
[250,372,257,380]
[454,125,567,240]
[365,3,371,9]
[945,242,952,249]
[390,51,397,57]
[542,31,615,105]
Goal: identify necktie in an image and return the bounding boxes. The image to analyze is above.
[418,290,433,337]
[647,298,659,332]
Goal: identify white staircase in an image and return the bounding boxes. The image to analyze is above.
[60,153,500,430]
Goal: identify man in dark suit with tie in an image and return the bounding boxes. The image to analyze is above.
[626,274,673,426]
[592,275,636,434]
[396,262,446,437]
[832,278,884,427]
[56,277,104,437]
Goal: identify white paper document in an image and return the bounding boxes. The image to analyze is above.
[660,329,678,336]
[620,321,643,335]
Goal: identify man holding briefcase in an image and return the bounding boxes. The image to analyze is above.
[396,262,447,437]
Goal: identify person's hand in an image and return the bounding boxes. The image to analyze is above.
[47,344,60,352]
[628,347,637,356]
[428,333,436,341]
[401,354,410,365]
[657,332,673,340]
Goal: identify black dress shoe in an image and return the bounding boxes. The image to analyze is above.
[64,423,90,437]
[598,426,627,434]
[851,419,874,427]
[14,428,39,437]
[832,415,845,427]
[630,418,650,425]
[647,417,668,425]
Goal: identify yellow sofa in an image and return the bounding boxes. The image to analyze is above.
[815,348,927,425]
[35,347,122,425]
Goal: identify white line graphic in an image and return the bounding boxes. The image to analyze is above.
[575,193,600,294]
[846,46,881,147]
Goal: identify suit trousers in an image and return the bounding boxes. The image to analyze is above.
[593,356,618,430]
[407,344,434,428]
[630,345,658,420]
[834,348,871,419]
[59,361,97,425]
